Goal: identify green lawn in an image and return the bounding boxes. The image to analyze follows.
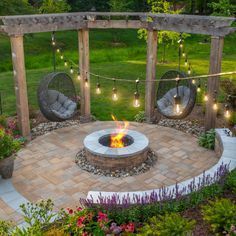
[0,30,235,120]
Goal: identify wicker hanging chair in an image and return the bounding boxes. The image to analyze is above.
[37,72,78,122]
[156,70,196,119]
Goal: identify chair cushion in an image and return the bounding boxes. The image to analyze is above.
[50,101,62,111]
[58,93,68,105]
[48,90,59,105]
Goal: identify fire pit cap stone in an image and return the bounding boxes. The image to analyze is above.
[83,129,149,158]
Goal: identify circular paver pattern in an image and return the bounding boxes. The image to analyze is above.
[13,122,219,211]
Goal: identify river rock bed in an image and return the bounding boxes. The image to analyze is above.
[75,148,157,178]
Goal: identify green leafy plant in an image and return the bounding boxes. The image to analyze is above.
[134,111,146,123]
[0,128,21,160]
[208,0,236,16]
[138,213,195,236]
[0,115,7,128]
[202,198,236,235]
[225,169,236,194]
[198,129,215,150]
[0,220,12,236]
[13,199,57,235]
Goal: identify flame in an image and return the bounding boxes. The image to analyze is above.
[110,115,129,148]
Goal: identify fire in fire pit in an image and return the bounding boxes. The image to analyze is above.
[83,116,149,171]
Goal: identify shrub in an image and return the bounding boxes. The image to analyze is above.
[0,220,12,236]
[138,213,195,236]
[225,169,236,193]
[0,115,7,128]
[198,129,215,150]
[202,198,236,234]
[0,128,21,160]
[134,111,145,123]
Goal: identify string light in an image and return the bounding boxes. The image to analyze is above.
[112,79,118,101]
[70,66,74,74]
[56,48,60,53]
[213,90,218,111]
[224,104,230,118]
[51,32,56,46]
[204,84,208,102]
[60,55,64,60]
[197,80,201,92]
[184,58,188,66]
[188,65,191,75]
[192,79,196,84]
[96,76,101,95]
[84,72,89,88]
[182,51,186,57]
[174,77,181,114]
[64,60,68,67]
[133,79,140,108]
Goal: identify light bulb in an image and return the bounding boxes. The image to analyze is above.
[64,61,68,67]
[188,67,191,75]
[174,95,181,114]
[180,43,183,48]
[176,104,180,114]
[85,78,89,88]
[52,41,56,46]
[60,55,64,60]
[182,52,186,57]
[192,79,196,84]
[133,92,140,108]
[204,94,208,102]
[77,74,81,80]
[225,110,230,118]
[70,67,74,74]
[213,103,218,111]
[184,59,188,66]
[112,88,118,101]
[96,83,101,94]
[197,85,201,92]
[56,49,60,53]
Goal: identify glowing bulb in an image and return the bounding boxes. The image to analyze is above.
[52,41,56,46]
[225,110,230,118]
[184,59,188,66]
[60,55,64,60]
[70,67,74,74]
[192,79,196,84]
[204,94,208,102]
[96,83,101,94]
[213,103,218,111]
[182,52,186,57]
[77,74,81,80]
[174,95,181,114]
[64,60,68,67]
[188,67,191,75]
[197,85,201,92]
[85,78,89,88]
[180,43,183,48]
[56,49,60,53]
[133,92,140,108]
[112,88,118,101]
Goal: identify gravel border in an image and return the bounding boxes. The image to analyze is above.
[75,148,157,178]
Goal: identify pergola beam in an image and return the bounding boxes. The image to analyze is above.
[1,12,235,36]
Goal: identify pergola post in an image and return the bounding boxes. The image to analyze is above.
[78,29,91,122]
[145,30,158,123]
[205,36,224,131]
[10,35,31,138]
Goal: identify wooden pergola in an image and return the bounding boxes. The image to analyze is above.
[0,12,235,138]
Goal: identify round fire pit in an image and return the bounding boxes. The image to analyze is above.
[83,129,149,171]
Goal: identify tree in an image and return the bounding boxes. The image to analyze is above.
[138,0,189,63]
[0,0,35,16]
[109,0,133,12]
[208,0,236,16]
[39,0,71,13]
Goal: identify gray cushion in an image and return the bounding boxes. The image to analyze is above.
[48,90,59,104]
[63,99,73,109]
[58,93,68,104]
[50,101,62,111]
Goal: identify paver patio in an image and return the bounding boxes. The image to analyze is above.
[0,122,219,222]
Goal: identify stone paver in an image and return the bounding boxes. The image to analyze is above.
[1,122,219,222]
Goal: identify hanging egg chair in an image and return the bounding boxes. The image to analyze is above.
[37,72,78,122]
[156,70,196,119]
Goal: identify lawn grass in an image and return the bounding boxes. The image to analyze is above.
[0,29,235,120]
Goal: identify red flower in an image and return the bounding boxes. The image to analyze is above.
[97,212,108,222]
[82,232,88,236]
[77,207,83,211]
[77,216,86,228]
[67,208,73,215]
[125,222,135,233]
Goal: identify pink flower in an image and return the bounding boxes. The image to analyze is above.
[77,207,83,211]
[67,208,73,214]
[97,212,108,222]
[77,216,85,228]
